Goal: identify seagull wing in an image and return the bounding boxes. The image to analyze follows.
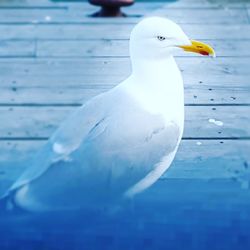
[5,93,109,196]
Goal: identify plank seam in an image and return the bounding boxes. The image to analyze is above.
[0,137,249,141]
[0,104,249,107]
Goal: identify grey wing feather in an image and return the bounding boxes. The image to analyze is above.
[4,94,108,196]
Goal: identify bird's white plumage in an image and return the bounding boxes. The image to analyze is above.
[4,17,189,212]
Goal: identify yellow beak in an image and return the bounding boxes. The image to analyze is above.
[178,40,216,57]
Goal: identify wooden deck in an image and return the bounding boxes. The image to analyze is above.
[0,0,250,248]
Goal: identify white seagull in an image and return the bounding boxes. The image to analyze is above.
[3,17,215,212]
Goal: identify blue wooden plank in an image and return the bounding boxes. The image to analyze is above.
[0,58,248,87]
[0,57,248,77]
[0,24,250,40]
[35,39,250,57]
[0,0,245,8]
[0,39,250,58]
[0,140,249,188]
[0,40,34,57]
[0,106,249,138]
[0,8,248,24]
[0,85,249,105]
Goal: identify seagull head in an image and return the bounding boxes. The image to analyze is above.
[130,17,215,60]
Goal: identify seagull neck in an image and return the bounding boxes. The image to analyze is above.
[126,56,183,102]
[125,55,184,122]
[131,56,183,94]
[131,56,182,91]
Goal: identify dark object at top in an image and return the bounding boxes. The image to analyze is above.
[89,0,134,17]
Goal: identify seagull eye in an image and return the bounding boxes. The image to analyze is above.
[157,36,166,41]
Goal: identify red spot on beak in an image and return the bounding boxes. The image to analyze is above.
[200,50,209,56]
